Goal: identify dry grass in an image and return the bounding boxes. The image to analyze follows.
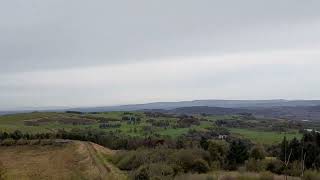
[0,141,126,180]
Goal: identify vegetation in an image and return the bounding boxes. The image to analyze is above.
[0,111,319,179]
[0,141,125,179]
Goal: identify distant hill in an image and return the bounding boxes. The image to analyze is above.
[152,105,320,121]
[68,99,320,112]
[2,100,320,120]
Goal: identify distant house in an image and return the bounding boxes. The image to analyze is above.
[304,129,320,133]
[218,135,228,140]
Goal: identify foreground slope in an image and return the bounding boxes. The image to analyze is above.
[0,141,126,180]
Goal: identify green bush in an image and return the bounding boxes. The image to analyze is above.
[115,151,138,170]
[172,149,210,173]
[250,145,266,160]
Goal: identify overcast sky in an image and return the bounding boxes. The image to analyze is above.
[1,0,320,110]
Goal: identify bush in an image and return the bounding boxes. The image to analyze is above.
[303,170,320,180]
[208,140,229,166]
[114,151,138,170]
[1,138,15,146]
[250,145,266,160]
[265,159,284,174]
[192,159,210,173]
[172,149,210,173]
[132,165,149,180]
[245,159,266,172]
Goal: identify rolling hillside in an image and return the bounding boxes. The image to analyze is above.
[0,140,126,180]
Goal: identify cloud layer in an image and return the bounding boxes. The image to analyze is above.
[1,0,320,109]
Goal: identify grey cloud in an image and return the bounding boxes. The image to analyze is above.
[1,0,320,72]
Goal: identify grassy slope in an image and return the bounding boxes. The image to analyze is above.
[229,128,302,144]
[0,141,126,180]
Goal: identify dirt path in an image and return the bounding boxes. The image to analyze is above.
[85,142,110,179]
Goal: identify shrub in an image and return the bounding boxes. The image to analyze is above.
[192,159,210,173]
[208,140,229,166]
[265,159,284,174]
[173,149,210,173]
[132,165,149,180]
[1,138,15,146]
[115,151,138,170]
[245,159,266,172]
[250,145,266,160]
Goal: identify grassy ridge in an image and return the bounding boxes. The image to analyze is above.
[0,141,126,180]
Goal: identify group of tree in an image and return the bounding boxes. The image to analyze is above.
[99,122,121,128]
[280,131,320,171]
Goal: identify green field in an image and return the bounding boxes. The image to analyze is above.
[228,128,302,144]
[0,112,215,138]
[0,112,304,145]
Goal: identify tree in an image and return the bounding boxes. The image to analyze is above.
[227,139,249,169]
[250,145,266,160]
[208,140,229,166]
[200,137,209,150]
[280,136,289,162]
[288,137,301,162]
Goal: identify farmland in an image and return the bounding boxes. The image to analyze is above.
[1,110,320,180]
[0,111,303,145]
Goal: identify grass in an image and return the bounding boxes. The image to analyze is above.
[0,141,126,180]
[229,128,302,144]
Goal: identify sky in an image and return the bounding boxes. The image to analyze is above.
[1,0,320,110]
